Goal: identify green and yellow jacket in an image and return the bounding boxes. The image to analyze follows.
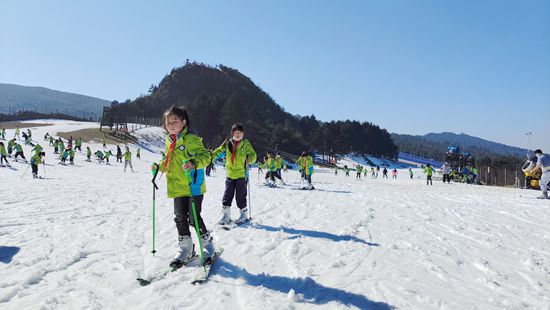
[212,139,257,180]
[159,127,211,198]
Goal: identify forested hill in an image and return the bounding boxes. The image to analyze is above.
[109,62,398,157]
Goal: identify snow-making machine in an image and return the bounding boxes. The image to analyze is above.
[522,154,541,189]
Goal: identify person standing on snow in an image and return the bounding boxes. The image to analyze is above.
[296,151,315,189]
[392,168,398,179]
[424,163,435,185]
[30,152,45,178]
[525,149,550,199]
[264,152,277,185]
[103,150,113,164]
[153,106,214,267]
[409,168,413,179]
[68,148,75,165]
[212,123,257,225]
[116,145,123,163]
[382,167,388,179]
[356,164,363,179]
[441,162,452,183]
[86,146,92,162]
[123,146,134,172]
[274,154,287,185]
[0,142,9,167]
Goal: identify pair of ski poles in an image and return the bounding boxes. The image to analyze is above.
[150,161,207,270]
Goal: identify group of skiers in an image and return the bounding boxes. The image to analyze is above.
[0,126,141,177]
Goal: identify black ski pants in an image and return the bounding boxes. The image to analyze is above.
[442,174,450,183]
[174,195,207,237]
[222,177,247,209]
[427,175,433,185]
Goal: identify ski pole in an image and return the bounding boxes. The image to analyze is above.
[247,167,252,220]
[245,158,251,220]
[21,163,30,178]
[151,163,160,256]
[183,159,206,271]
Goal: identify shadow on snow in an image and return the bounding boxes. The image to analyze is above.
[0,246,20,264]
[250,224,380,246]
[215,260,394,309]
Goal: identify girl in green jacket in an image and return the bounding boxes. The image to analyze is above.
[156,106,214,266]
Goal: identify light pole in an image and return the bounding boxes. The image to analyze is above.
[526,132,532,151]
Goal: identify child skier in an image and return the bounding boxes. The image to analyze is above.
[154,106,214,266]
[31,152,45,178]
[103,150,112,164]
[274,154,286,185]
[409,168,413,179]
[60,148,69,165]
[86,147,92,162]
[7,138,16,158]
[0,142,9,167]
[392,168,398,179]
[74,138,82,152]
[116,145,123,163]
[95,150,104,162]
[382,167,388,179]
[424,163,435,185]
[123,146,134,172]
[13,142,26,162]
[356,164,363,179]
[212,123,257,225]
[69,148,75,165]
[296,151,314,189]
[264,152,277,186]
[136,148,140,159]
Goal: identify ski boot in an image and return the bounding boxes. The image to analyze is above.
[235,208,249,224]
[218,206,231,225]
[170,235,195,268]
[200,231,215,258]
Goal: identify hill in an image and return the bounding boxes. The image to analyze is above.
[108,62,398,157]
[0,83,109,119]
[392,132,528,161]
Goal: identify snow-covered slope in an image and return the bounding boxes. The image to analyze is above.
[1,120,549,309]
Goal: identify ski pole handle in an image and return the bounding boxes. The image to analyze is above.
[151,163,159,190]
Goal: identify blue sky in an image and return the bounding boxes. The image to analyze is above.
[1,0,549,151]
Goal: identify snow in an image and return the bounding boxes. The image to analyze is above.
[1,120,550,309]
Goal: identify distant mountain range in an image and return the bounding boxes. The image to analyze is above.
[1,80,527,160]
[0,83,110,118]
[392,132,527,160]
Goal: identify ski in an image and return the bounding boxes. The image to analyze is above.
[220,219,251,231]
[191,248,224,285]
[136,254,199,286]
